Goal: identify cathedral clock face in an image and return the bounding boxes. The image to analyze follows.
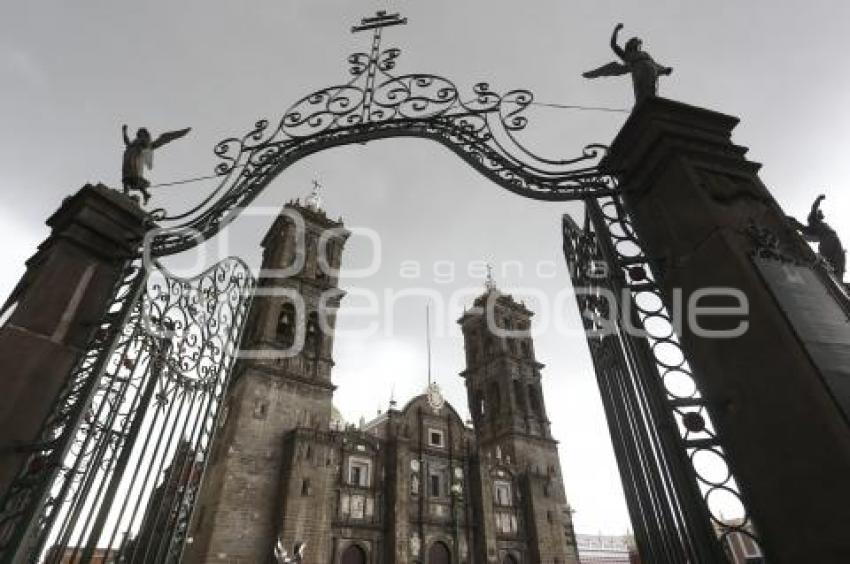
[426,382,445,413]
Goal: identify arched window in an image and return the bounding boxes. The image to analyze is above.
[341,544,366,564]
[475,390,486,419]
[520,340,531,358]
[488,382,502,415]
[467,339,479,365]
[494,480,512,506]
[305,311,321,356]
[513,380,526,412]
[483,337,493,358]
[316,241,333,282]
[428,541,450,564]
[503,553,519,564]
[276,302,296,347]
[528,384,543,416]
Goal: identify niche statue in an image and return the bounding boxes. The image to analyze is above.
[583,23,673,105]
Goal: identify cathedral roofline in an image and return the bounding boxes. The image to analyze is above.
[357,393,470,431]
[398,393,467,424]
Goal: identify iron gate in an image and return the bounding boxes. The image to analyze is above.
[563,196,763,562]
[0,258,254,563]
[0,10,768,564]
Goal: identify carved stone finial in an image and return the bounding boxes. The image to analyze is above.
[485,263,497,291]
[306,179,323,211]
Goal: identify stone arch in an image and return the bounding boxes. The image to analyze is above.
[528,383,543,417]
[305,310,322,355]
[502,552,519,564]
[427,540,451,564]
[488,380,502,415]
[513,379,526,413]
[276,301,296,347]
[340,543,367,564]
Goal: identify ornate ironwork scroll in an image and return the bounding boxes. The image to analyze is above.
[0,258,254,563]
[563,197,764,563]
[148,12,616,257]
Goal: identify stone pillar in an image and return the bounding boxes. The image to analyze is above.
[601,97,850,563]
[0,184,147,497]
[469,457,498,563]
[387,428,411,564]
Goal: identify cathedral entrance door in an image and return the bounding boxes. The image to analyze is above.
[341,544,366,564]
[427,541,451,564]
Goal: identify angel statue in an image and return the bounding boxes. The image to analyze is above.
[582,23,673,105]
[122,124,191,204]
[274,538,304,563]
[788,194,846,281]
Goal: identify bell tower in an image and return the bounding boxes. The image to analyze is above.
[459,275,579,563]
[185,191,349,564]
[459,276,551,445]
[240,188,348,395]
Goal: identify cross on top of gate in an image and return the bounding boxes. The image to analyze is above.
[144,7,614,256]
[351,10,408,34]
[351,11,408,122]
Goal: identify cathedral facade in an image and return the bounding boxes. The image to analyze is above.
[183,199,579,564]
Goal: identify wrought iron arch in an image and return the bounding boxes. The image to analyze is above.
[148,12,616,257]
[0,12,773,564]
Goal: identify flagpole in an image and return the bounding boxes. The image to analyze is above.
[426,301,432,387]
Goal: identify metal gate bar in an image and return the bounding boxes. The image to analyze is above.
[0,257,254,563]
[0,259,146,563]
[564,196,763,562]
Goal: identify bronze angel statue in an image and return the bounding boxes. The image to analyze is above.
[583,23,672,105]
[789,194,847,281]
[122,124,191,204]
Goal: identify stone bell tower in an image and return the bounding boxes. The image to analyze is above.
[459,276,579,564]
[185,191,349,563]
[459,278,551,444]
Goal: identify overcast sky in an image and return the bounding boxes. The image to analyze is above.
[2,1,849,535]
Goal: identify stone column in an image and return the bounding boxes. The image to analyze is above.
[601,97,850,563]
[0,184,147,497]
[387,431,411,564]
[469,457,498,563]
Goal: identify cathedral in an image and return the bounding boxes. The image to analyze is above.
[182,197,580,564]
